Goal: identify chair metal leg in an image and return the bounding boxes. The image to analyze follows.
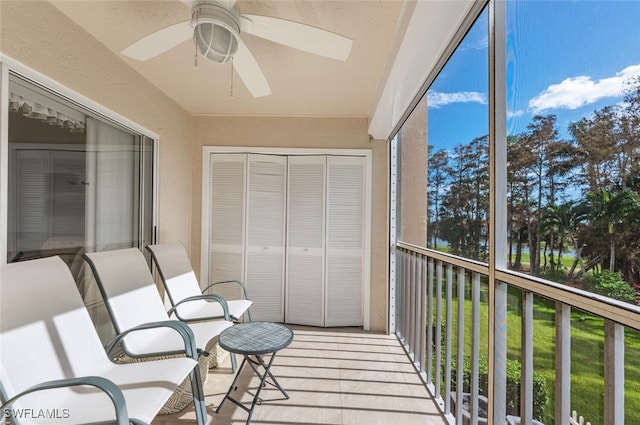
[189,364,208,425]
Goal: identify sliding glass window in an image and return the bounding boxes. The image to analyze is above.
[7,74,155,340]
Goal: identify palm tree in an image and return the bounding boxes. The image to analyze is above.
[542,201,589,278]
[586,189,640,272]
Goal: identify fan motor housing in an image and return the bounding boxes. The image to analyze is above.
[191,3,241,64]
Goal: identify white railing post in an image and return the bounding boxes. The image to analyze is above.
[444,264,454,415]
[427,258,434,386]
[435,261,443,400]
[556,303,571,425]
[521,290,534,423]
[455,267,465,425]
[408,252,416,361]
[604,320,624,425]
[419,255,427,375]
[471,272,481,425]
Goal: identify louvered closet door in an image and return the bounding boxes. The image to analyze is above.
[51,150,86,248]
[13,149,50,251]
[245,154,287,322]
[325,156,364,327]
[286,156,326,326]
[207,154,247,301]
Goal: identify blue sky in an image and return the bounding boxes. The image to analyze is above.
[427,1,640,152]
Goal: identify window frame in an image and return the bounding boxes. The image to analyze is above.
[0,54,159,264]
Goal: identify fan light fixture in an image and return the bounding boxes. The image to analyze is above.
[191,3,240,64]
[121,1,353,98]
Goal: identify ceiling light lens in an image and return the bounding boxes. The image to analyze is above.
[191,4,241,65]
[195,23,238,64]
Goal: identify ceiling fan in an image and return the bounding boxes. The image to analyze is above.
[121,0,353,98]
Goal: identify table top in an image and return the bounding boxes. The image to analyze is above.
[218,322,294,355]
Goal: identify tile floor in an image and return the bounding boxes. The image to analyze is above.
[152,326,447,425]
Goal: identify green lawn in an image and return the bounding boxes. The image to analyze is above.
[432,245,579,273]
[510,251,577,270]
[431,283,640,425]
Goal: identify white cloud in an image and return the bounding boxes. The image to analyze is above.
[464,36,489,51]
[528,64,640,113]
[507,109,524,118]
[428,91,487,108]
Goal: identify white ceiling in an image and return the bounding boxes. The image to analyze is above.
[50,0,406,118]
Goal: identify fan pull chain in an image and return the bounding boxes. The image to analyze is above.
[230,56,234,99]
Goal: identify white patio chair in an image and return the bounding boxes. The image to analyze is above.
[146,242,253,323]
[82,247,233,367]
[0,256,203,425]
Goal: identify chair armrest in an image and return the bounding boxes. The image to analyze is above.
[202,280,251,301]
[0,376,141,425]
[104,320,200,360]
[168,294,231,321]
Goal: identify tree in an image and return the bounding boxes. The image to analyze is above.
[428,149,450,250]
[569,106,619,194]
[518,115,567,274]
[507,134,534,270]
[439,136,489,260]
[617,76,640,190]
[541,201,589,277]
[585,189,640,272]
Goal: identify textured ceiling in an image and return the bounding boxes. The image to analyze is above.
[50,0,405,118]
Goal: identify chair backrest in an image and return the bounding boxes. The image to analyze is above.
[146,242,202,307]
[0,257,110,399]
[83,248,174,356]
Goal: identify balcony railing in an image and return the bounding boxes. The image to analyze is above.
[393,241,640,425]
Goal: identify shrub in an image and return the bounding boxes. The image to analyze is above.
[581,270,636,302]
[536,268,569,284]
[451,356,548,422]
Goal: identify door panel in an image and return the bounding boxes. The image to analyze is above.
[286,156,326,326]
[208,154,247,301]
[326,156,364,326]
[245,154,287,321]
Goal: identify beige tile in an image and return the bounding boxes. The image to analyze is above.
[255,387,343,425]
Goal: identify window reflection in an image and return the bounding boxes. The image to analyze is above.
[7,75,155,343]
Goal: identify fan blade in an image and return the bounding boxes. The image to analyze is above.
[121,20,192,61]
[233,39,272,98]
[180,0,236,8]
[178,0,198,8]
[240,14,352,61]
